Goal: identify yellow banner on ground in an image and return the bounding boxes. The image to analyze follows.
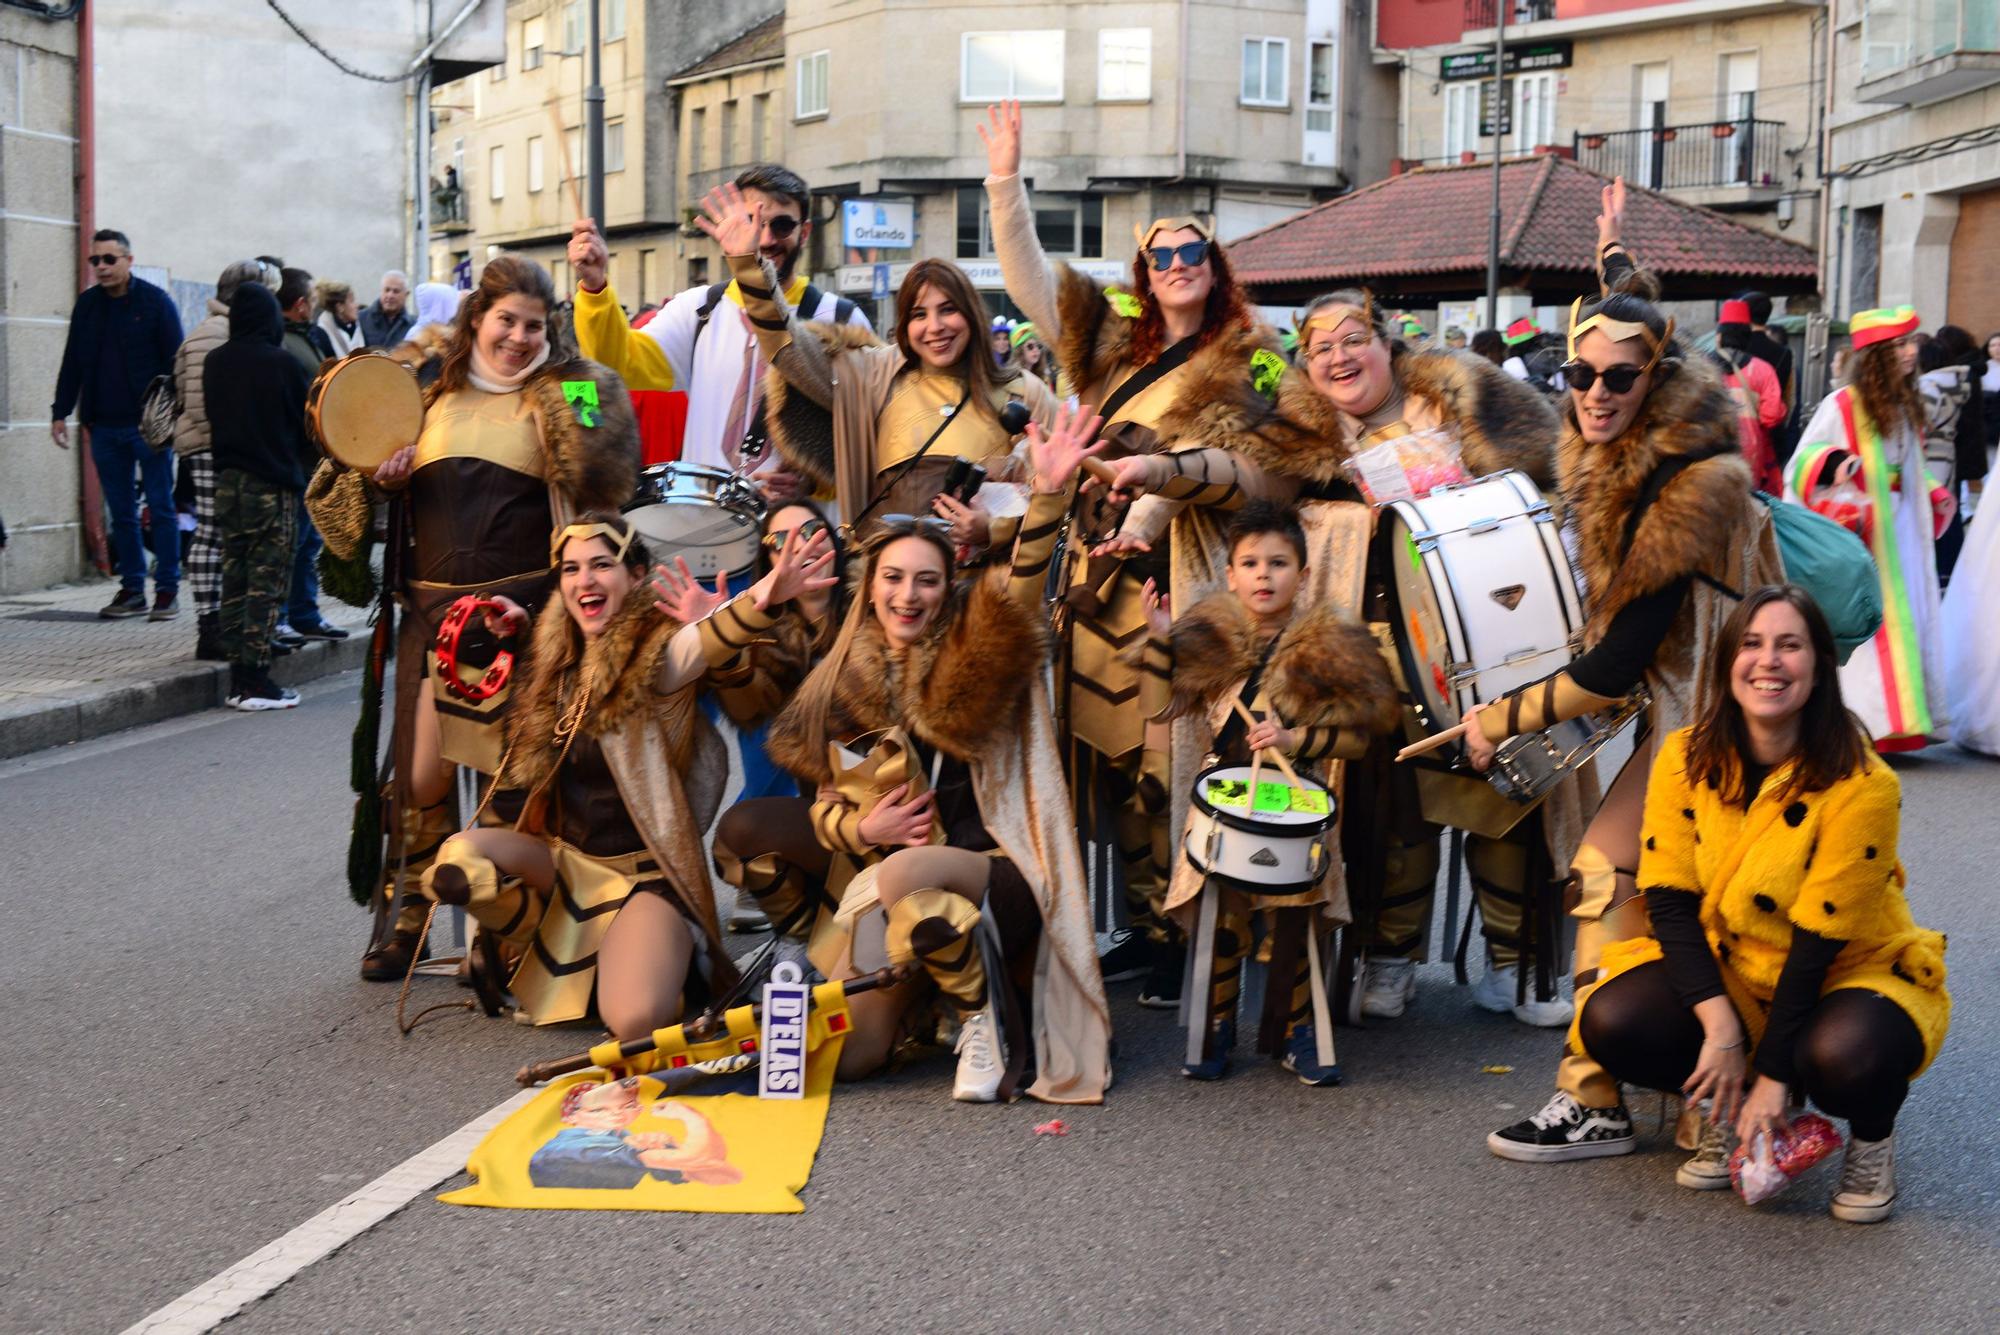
[440,980,851,1213]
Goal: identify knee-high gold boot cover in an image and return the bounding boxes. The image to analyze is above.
[885,888,988,1010]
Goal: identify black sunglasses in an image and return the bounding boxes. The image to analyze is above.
[1560,359,1648,395]
[763,215,801,239]
[87,254,125,266]
[1144,240,1210,272]
[761,517,828,551]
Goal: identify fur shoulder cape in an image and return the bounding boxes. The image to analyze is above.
[1160,592,1400,737]
[767,568,1049,787]
[1559,355,1754,634]
[524,356,641,513]
[764,321,888,494]
[501,594,693,794]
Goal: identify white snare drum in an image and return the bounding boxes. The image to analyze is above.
[1183,763,1335,896]
[622,462,765,579]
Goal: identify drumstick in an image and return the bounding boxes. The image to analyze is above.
[1081,456,1120,487]
[1227,698,1304,788]
[1396,721,1469,762]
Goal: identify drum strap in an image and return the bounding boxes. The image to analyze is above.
[1212,635,1282,760]
[845,381,974,535]
[1096,334,1197,425]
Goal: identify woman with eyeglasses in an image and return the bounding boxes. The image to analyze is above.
[980,100,1302,1006]
[734,407,1110,1105]
[1784,310,1950,753]
[1461,181,1786,1165]
[692,184,1055,551]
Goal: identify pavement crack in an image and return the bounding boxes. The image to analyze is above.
[41,1111,254,1224]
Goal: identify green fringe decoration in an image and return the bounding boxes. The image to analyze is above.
[319,542,378,610]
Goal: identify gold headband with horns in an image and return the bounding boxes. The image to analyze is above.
[1566,296,1675,374]
[1134,215,1215,251]
[1301,291,1377,341]
[549,519,636,567]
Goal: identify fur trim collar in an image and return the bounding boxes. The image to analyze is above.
[1396,349,1561,488]
[767,569,1047,785]
[1161,593,1400,736]
[765,322,885,493]
[526,357,640,513]
[502,595,689,791]
[1559,357,1751,633]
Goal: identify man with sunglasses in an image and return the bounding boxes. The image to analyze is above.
[52,229,186,619]
[567,163,871,500]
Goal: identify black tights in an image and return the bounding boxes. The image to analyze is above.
[1578,960,1925,1141]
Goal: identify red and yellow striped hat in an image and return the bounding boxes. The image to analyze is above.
[1849,305,1918,350]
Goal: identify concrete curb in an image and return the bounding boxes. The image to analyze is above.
[0,633,371,761]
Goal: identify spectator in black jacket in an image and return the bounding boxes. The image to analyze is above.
[359,270,414,348]
[1738,291,1798,462]
[204,283,313,711]
[273,267,346,647]
[51,228,186,620]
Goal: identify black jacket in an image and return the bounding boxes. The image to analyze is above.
[204,285,315,490]
[359,300,414,349]
[51,276,184,427]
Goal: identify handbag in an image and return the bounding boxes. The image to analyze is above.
[138,372,182,453]
[826,726,943,846]
[1759,492,1883,665]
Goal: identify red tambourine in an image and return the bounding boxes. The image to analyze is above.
[434,596,517,703]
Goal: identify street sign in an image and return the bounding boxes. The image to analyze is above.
[843,198,915,249]
[871,262,891,301]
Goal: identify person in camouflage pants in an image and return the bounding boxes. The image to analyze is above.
[216,471,297,679]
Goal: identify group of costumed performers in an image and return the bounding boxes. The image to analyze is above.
[305,257,641,983]
[1784,306,1952,753]
[724,406,1112,1104]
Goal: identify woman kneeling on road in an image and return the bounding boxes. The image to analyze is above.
[1574,585,1950,1223]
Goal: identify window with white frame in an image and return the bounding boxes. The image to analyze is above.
[606,119,624,173]
[1513,71,1556,150]
[1306,40,1335,133]
[605,0,626,43]
[523,16,544,71]
[1241,37,1288,107]
[962,31,1065,103]
[527,135,544,193]
[1442,82,1479,160]
[796,50,829,119]
[1098,29,1151,102]
[561,2,584,55]
[488,144,505,199]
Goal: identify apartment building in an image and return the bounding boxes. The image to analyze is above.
[1823,0,2000,332]
[780,0,1393,319]
[1377,1,1825,242]
[428,0,777,305]
[669,14,787,292]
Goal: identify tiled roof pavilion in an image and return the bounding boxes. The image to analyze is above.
[1229,155,1817,305]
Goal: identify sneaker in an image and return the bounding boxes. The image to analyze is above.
[1136,937,1186,1010]
[195,612,225,661]
[1281,1023,1342,1087]
[1675,1109,1735,1190]
[1098,930,1150,984]
[271,624,307,650]
[1487,1090,1637,1162]
[1181,1020,1235,1081]
[223,665,246,709]
[99,589,148,619]
[1360,956,1417,1019]
[1472,962,1575,1028]
[148,591,180,621]
[291,620,350,641]
[1830,1134,1897,1223]
[951,1005,1002,1103]
[231,670,300,712]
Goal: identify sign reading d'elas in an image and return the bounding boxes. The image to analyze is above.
[760,961,812,1100]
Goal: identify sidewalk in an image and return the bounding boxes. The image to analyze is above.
[0,579,371,760]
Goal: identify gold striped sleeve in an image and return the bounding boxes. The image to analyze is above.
[697,590,782,671]
[724,251,798,358]
[810,797,871,855]
[1294,724,1368,763]
[1006,486,1069,608]
[1140,635,1173,722]
[1478,672,1623,741]
[1151,448,1254,511]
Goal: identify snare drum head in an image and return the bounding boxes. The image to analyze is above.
[1192,763,1334,829]
[309,354,422,471]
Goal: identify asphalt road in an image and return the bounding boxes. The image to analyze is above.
[2,675,1995,1333]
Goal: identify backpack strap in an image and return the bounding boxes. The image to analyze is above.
[689,281,731,359]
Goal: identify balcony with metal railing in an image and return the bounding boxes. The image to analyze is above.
[1462,1,1559,28]
[1570,118,1785,204]
[1859,0,2000,104]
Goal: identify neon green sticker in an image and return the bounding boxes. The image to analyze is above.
[562,379,601,428]
[1403,530,1422,573]
[1253,781,1293,814]
[1289,787,1330,815]
[1206,777,1250,809]
[1106,287,1143,320]
[1250,348,1285,399]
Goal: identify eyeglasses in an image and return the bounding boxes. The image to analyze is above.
[1560,360,1648,395]
[874,514,953,539]
[761,518,828,551]
[87,254,125,267]
[1304,333,1376,363]
[763,215,801,239]
[1144,240,1210,272]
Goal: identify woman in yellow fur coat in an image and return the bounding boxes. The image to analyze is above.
[1575,585,1949,1224]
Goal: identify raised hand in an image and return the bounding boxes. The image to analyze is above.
[695,182,765,259]
[567,217,609,292]
[858,782,936,849]
[652,558,730,623]
[1141,577,1172,637]
[758,524,839,608]
[1026,400,1107,494]
[976,100,1023,178]
[1595,177,1627,254]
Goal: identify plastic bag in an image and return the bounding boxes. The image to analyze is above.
[1728,1112,1843,1205]
[1347,425,1468,505]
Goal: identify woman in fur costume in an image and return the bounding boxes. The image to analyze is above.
[980,101,1300,1004]
[1785,308,1950,752]
[1139,504,1400,1085]
[1465,183,1785,1163]
[304,257,641,983]
[1577,586,1947,1222]
[691,183,1055,547]
[418,511,837,1034]
[744,407,1112,1105]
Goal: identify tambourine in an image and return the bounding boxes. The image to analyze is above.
[307,352,423,471]
[434,596,516,703]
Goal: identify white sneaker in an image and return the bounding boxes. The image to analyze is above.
[1830,1134,1897,1223]
[1675,1109,1735,1190]
[1360,957,1417,1019]
[951,1005,1002,1103]
[1472,962,1574,1028]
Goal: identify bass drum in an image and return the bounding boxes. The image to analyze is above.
[622,462,765,580]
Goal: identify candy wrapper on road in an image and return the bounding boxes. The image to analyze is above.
[1729,1113,1844,1205]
